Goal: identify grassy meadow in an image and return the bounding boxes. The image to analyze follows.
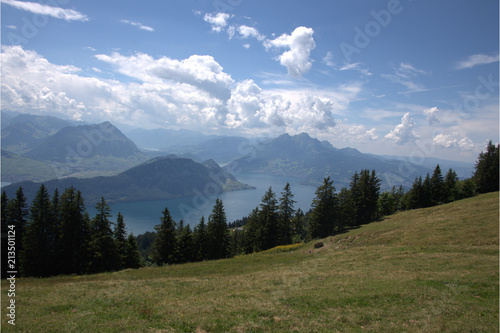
[1,192,498,332]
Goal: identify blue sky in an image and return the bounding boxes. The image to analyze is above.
[1,0,498,162]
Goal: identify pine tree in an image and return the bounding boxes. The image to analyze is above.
[114,212,128,270]
[430,165,445,205]
[177,224,194,263]
[193,216,209,261]
[474,141,499,193]
[308,177,337,239]
[150,207,177,265]
[243,207,260,253]
[278,183,295,245]
[58,187,90,275]
[6,187,28,276]
[337,187,355,229]
[351,170,381,225]
[258,187,279,250]
[21,185,56,277]
[207,198,230,259]
[89,197,119,273]
[444,169,459,203]
[422,173,432,208]
[124,233,142,269]
[291,208,306,243]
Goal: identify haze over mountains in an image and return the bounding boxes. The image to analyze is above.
[1,112,474,202]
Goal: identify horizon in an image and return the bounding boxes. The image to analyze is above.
[1,0,498,164]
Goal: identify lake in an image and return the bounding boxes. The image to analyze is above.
[92,173,317,235]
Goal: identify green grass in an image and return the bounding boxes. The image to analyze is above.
[2,192,498,332]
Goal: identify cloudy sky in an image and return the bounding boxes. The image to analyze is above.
[1,0,498,162]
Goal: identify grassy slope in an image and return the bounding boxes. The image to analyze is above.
[2,192,498,332]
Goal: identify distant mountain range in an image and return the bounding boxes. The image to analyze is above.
[224,133,469,189]
[3,156,254,205]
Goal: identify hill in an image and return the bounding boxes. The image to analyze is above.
[2,192,497,332]
[0,150,59,183]
[225,132,431,189]
[3,156,254,205]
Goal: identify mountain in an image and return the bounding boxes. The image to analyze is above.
[1,113,74,154]
[1,150,60,183]
[124,128,219,150]
[225,133,433,189]
[3,156,254,205]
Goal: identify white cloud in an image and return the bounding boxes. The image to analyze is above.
[264,26,316,78]
[384,112,419,144]
[423,106,440,125]
[1,45,363,136]
[6,25,17,30]
[238,25,265,41]
[121,19,154,32]
[433,133,477,151]
[203,12,232,32]
[2,0,88,21]
[323,51,335,68]
[455,53,499,70]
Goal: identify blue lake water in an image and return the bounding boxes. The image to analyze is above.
[90,174,316,236]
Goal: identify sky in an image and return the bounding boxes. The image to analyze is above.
[1,0,498,163]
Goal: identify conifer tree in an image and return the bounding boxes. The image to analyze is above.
[422,173,432,208]
[337,187,356,229]
[278,183,295,245]
[151,207,177,265]
[243,207,260,253]
[291,208,306,243]
[89,197,119,273]
[114,212,128,270]
[207,198,230,259]
[474,141,499,193]
[444,168,459,203]
[308,177,337,239]
[177,224,195,263]
[430,165,445,205]
[21,185,55,277]
[124,233,142,268]
[58,187,90,275]
[6,187,29,276]
[259,187,279,250]
[193,216,209,261]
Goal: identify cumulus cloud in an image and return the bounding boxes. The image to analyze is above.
[423,106,440,125]
[238,25,265,41]
[2,0,88,21]
[264,26,316,78]
[203,12,232,32]
[1,45,363,135]
[455,53,499,70]
[433,133,477,151]
[384,112,419,144]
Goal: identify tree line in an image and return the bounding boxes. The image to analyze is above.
[2,141,498,277]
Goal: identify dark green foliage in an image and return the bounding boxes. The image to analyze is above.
[308,177,338,239]
[1,191,10,278]
[193,217,209,261]
[21,185,57,277]
[291,208,307,243]
[278,183,295,245]
[124,233,142,269]
[114,212,128,270]
[89,197,119,273]
[242,207,260,253]
[136,231,156,262]
[151,207,177,265]
[207,198,230,260]
[58,187,90,275]
[258,187,280,250]
[378,186,404,217]
[430,165,445,205]
[474,141,499,193]
[6,187,28,261]
[444,169,459,203]
[177,224,195,263]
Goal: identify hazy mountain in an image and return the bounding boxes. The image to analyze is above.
[124,128,219,150]
[1,113,74,154]
[3,156,254,205]
[1,150,60,183]
[225,133,435,189]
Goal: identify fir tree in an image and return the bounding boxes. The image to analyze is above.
[177,224,195,263]
[243,207,260,253]
[89,197,119,273]
[474,141,499,193]
[258,187,279,250]
[21,185,55,277]
[207,198,230,259]
[6,187,29,276]
[444,169,459,203]
[291,208,306,243]
[124,233,142,269]
[430,165,445,205]
[278,183,295,245]
[58,187,90,275]
[151,207,177,265]
[308,177,337,239]
[114,212,128,270]
[193,216,209,261]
